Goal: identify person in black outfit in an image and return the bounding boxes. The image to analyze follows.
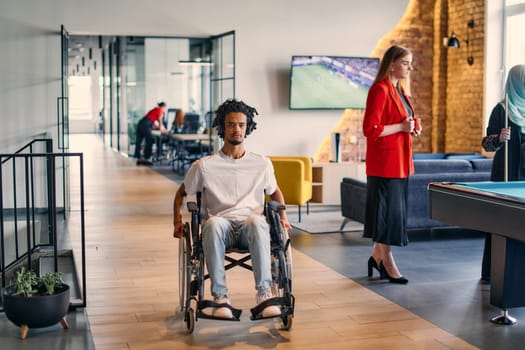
[134,102,169,165]
[480,64,525,283]
[362,45,422,285]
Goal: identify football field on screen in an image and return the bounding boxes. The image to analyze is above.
[290,64,369,109]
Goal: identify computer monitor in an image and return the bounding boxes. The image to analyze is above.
[184,113,201,133]
[165,108,177,128]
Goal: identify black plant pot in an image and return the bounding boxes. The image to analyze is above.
[2,284,70,339]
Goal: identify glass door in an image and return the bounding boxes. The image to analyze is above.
[210,31,235,152]
[60,25,70,216]
[210,31,236,108]
[59,25,70,151]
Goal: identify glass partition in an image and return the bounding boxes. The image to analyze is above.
[68,32,235,158]
[211,31,235,108]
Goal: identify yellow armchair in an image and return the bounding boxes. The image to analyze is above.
[269,156,312,222]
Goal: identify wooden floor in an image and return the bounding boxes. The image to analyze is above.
[72,135,477,350]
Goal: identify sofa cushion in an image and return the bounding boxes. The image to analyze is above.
[407,171,490,229]
[445,152,486,160]
[470,158,493,172]
[413,159,473,174]
[413,153,446,160]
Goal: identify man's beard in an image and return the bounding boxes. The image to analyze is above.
[226,138,242,146]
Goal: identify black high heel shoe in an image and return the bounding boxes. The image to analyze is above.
[380,262,408,284]
[367,256,384,278]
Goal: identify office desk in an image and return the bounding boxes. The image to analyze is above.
[171,133,210,142]
[428,181,525,324]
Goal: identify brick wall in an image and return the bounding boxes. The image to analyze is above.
[314,0,486,161]
[444,0,485,152]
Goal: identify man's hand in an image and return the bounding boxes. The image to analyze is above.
[173,184,187,239]
[281,217,292,233]
[279,212,292,233]
[173,220,184,238]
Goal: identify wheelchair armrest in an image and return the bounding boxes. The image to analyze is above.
[187,201,199,213]
[267,200,286,212]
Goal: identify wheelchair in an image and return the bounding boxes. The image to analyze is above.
[178,194,295,333]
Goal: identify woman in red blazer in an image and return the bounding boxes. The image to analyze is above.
[362,45,422,284]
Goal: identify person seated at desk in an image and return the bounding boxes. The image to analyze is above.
[173,98,292,319]
[134,102,169,166]
[169,109,186,135]
[173,111,210,157]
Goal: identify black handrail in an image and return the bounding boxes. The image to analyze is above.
[0,141,86,310]
[0,138,53,165]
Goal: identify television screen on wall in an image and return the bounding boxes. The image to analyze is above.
[289,55,380,110]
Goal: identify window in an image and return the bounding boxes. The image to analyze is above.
[504,2,525,70]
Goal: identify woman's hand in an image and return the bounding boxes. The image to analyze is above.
[412,117,422,136]
[401,117,414,133]
[499,127,511,142]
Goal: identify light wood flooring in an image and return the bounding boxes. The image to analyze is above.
[72,134,477,350]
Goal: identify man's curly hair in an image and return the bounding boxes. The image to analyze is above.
[212,99,258,139]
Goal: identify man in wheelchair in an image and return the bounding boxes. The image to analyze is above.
[173,99,292,321]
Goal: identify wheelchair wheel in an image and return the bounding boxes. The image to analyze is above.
[283,229,293,282]
[272,230,293,296]
[282,313,293,330]
[178,223,191,312]
[185,306,195,333]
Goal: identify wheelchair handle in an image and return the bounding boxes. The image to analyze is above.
[267,200,286,212]
[187,201,199,212]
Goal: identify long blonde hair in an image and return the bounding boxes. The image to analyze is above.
[373,45,412,95]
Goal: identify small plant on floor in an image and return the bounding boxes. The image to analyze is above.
[12,267,64,297]
[3,267,70,339]
[13,267,39,297]
[39,271,64,295]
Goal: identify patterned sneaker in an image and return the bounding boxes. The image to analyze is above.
[212,296,233,319]
[256,289,281,318]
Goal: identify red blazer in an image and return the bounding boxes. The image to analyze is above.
[362,79,415,178]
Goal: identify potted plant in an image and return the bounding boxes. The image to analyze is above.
[2,267,70,340]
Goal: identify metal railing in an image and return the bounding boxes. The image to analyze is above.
[0,138,86,309]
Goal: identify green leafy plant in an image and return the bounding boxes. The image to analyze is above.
[12,268,64,297]
[39,272,64,295]
[14,267,38,297]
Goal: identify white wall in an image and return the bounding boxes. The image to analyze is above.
[1,0,412,156]
[484,0,505,127]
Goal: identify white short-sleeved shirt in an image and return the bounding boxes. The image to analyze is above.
[184,151,277,222]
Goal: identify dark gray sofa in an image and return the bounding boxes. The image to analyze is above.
[340,155,493,230]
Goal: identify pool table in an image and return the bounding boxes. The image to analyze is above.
[428,181,525,324]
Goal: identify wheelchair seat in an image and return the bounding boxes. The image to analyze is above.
[177,194,295,333]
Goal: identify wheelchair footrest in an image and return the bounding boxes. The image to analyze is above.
[250,296,292,321]
[197,299,242,321]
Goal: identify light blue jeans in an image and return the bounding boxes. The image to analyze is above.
[202,215,272,299]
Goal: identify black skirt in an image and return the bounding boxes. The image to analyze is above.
[363,176,409,247]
